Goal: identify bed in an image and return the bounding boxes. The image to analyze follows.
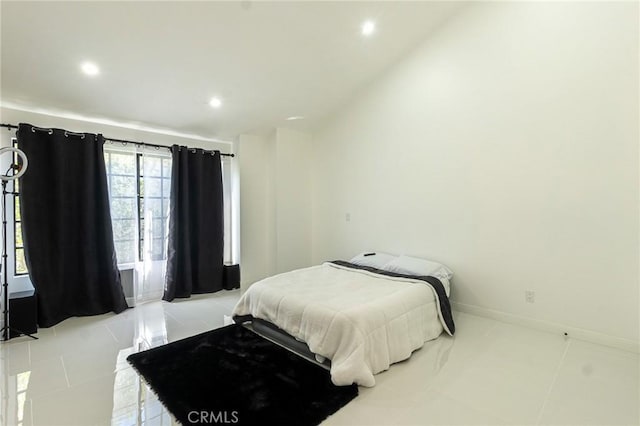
[232,259,455,387]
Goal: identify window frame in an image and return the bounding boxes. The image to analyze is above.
[136,152,171,262]
[104,148,172,265]
[104,149,139,265]
[13,143,234,274]
[12,138,28,276]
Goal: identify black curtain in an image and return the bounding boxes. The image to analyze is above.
[163,145,224,301]
[17,123,127,327]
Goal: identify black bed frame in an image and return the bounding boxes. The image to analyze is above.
[236,316,330,370]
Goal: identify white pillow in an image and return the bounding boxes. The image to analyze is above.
[349,252,397,270]
[382,255,453,280]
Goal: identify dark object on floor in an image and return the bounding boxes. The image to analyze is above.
[223,264,241,290]
[9,290,38,339]
[126,324,358,426]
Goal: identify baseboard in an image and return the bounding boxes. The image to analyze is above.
[451,301,639,354]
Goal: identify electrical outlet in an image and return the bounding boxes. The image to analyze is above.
[345,213,351,222]
[525,290,535,303]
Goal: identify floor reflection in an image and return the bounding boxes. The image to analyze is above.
[1,294,637,426]
[0,290,239,426]
[1,369,31,426]
[111,303,172,425]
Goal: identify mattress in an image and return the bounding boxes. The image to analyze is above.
[232,261,454,387]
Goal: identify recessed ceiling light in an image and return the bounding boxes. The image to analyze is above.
[361,20,376,37]
[286,116,305,121]
[209,97,223,108]
[80,61,100,76]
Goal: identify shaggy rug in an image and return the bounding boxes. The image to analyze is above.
[127,324,358,425]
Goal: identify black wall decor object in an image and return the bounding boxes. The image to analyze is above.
[17,123,127,327]
[163,145,224,301]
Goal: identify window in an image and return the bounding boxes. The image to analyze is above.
[11,146,171,273]
[104,151,138,264]
[137,154,171,261]
[104,150,171,264]
[12,143,232,276]
[12,138,27,276]
[12,144,233,272]
[14,183,27,275]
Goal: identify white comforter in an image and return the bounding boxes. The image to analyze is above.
[232,262,449,387]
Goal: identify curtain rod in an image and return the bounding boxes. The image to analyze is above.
[0,123,235,157]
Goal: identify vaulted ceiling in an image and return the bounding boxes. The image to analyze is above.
[1,1,465,141]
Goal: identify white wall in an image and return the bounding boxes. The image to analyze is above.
[238,132,275,289]
[311,2,639,345]
[275,128,312,274]
[238,127,312,289]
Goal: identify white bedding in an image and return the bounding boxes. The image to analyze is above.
[232,262,450,387]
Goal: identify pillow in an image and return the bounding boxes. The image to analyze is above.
[382,255,453,280]
[349,252,397,270]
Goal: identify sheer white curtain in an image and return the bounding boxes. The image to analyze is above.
[134,149,172,304]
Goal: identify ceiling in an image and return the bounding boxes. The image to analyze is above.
[1,1,464,141]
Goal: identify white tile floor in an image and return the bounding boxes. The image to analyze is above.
[1,291,638,426]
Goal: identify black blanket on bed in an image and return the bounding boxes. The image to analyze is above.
[328,260,455,336]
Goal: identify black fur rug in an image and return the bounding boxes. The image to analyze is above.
[127,324,358,425]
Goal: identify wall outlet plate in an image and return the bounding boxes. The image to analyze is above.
[525,290,535,303]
